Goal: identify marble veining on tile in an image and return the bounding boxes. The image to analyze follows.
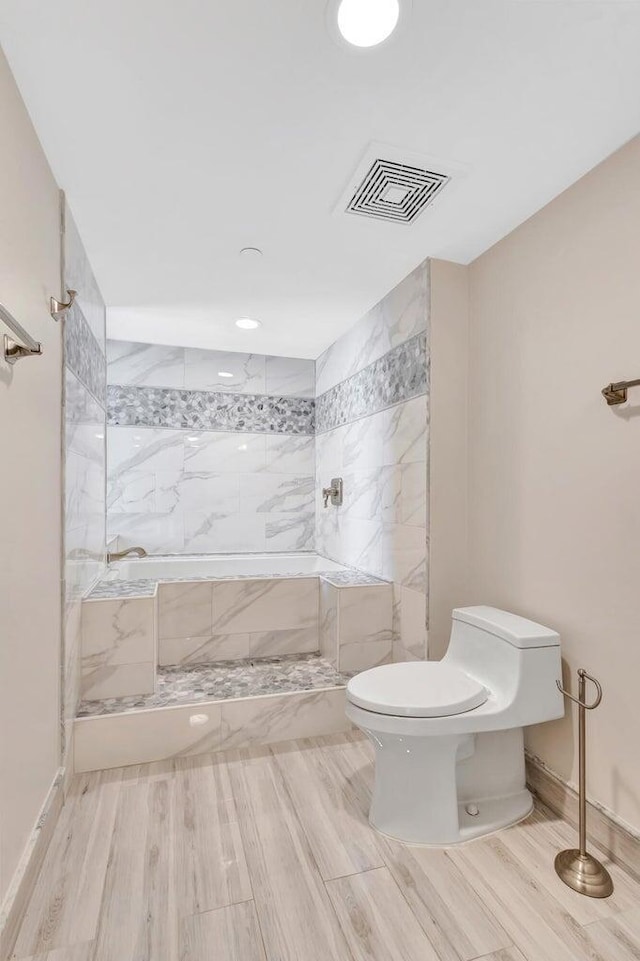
[77,653,349,717]
[107,384,315,434]
[315,260,429,396]
[316,332,428,434]
[62,201,108,768]
[88,579,158,599]
[107,340,315,397]
[88,566,389,599]
[314,266,429,662]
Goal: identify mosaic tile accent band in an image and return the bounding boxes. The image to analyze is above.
[64,302,106,406]
[315,332,428,434]
[107,384,315,435]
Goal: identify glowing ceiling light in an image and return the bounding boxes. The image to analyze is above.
[337,0,400,47]
[235,318,262,330]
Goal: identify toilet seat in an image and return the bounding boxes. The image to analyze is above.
[346,662,488,718]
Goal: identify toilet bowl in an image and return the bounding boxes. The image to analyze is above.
[346,606,564,845]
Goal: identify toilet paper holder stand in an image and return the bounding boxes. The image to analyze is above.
[554,668,613,898]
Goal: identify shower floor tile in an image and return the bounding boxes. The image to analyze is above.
[77,652,350,717]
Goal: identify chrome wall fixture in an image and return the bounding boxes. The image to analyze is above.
[106,545,148,563]
[554,669,613,898]
[50,288,76,322]
[601,377,640,406]
[322,477,343,508]
[1,301,43,365]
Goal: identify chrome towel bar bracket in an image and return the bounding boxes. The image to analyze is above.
[1,302,42,365]
[601,377,640,406]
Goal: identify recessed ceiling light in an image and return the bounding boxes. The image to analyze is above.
[235,317,262,330]
[337,0,400,47]
[218,370,234,378]
[239,246,263,261]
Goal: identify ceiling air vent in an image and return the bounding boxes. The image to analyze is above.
[345,158,450,225]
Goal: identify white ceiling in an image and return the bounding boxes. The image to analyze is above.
[2,0,640,358]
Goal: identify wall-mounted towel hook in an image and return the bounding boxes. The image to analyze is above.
[601,377,640,406]
[50,288,77,321]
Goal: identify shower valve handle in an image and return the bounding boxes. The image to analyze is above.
[322,478,343,508]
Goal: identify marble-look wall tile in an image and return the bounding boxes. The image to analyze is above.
[62,203,107,766]
[215,688,349,752]
[265,434,314,474]
[184,348,265,393]
[107,511,185,554]
[315,260,428,396]
[239,474,314,514]
[398,586,428,659]
[108,425,316,554]
[184,431,266,473]
[108,425,185,476]
[182,512,265,553]
[74,701,224,772]
[108,339,314,398]
[158,581,214,639]
[80,595,156,699]
[319,581,339,666]
[158,626,318,667]
[211,578,318,635]
[107,340,185,388]
[314,262,429,663]
[265,511,315,551]
[73,689,350,772]
[265,356,315,397]
[339,639,392,674]
[316,332,428,434]
[337,585,393,673]
[153,578,320,663]
[159,633,251,667]
[248,626,318,658]
[80,660,156,702]
[337,585,393,646]
[82,596,156,665]
[107,343,316,556]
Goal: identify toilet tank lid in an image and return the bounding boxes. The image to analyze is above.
[452,606,560,648]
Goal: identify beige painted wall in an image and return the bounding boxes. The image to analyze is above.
[0,48,62,902]
[466,135,640,833]
[428,260,469,660]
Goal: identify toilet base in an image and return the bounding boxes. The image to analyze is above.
[370,789,534,847]
[350,707,532,845]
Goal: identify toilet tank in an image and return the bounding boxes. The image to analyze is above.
[444,606,564,727]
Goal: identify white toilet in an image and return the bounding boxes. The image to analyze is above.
[346,606,564,845]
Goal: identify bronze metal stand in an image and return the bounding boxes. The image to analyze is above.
[554,669,613,898]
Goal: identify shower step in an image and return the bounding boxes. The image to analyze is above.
[73,653,352,773]
[77,652,349,717]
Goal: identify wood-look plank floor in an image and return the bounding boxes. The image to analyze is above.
[10,731,640,961]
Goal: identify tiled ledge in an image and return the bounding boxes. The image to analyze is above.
[80,569,392,703]
[87,568,390,600]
